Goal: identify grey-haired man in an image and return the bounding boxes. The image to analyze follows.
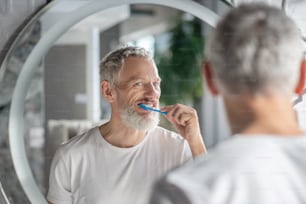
[47,46,206,204]
[151,3,306,204]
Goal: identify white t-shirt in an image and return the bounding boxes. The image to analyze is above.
[47,126,192,204]
[151,135,306,204]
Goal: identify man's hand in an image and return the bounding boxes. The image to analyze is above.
[160,104,207,157]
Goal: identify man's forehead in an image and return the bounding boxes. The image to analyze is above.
[121,57,158,72]
[117,58,160,81]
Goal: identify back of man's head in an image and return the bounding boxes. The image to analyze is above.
[205,3,304,96]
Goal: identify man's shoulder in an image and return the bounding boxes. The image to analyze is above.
[162,135,306,187]
[155,138,258,202]
[56,126,99,154]
[158,136,306,203]
[160,137,255,183]
[154,153,216,203]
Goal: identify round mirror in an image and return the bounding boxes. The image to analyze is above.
[1,0,221,203]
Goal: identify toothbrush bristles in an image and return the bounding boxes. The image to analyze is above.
[138,104,167,114]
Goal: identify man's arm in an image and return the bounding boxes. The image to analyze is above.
[186,132,206,158]
[160,104,207,157]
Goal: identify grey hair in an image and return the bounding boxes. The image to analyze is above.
[205,3,304,96]
[100,46,152,84]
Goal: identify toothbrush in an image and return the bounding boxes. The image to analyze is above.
[138,104,168,115]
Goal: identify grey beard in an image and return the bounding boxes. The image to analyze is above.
[120,106,160,131]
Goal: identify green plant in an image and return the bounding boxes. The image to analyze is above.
[155,14,204,105]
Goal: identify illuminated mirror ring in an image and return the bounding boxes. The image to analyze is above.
[8,0,219,203]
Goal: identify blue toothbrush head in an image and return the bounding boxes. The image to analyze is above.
[138,103,149,110]
[138,103,167,115]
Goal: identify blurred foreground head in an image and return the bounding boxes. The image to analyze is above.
[205,3,304,97]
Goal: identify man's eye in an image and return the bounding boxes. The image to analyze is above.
[134,82,143,86]
[153,82,160,88]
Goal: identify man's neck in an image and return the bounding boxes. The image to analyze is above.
[225,94,303,136]
[99,119,147,148]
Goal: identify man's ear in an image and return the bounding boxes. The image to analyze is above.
[101,80,116,103]
[294,59,306,95]
[203,61,219,95]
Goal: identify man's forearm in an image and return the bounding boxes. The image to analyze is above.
[188,136,207,158]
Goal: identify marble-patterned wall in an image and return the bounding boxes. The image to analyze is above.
[0,0,46,201]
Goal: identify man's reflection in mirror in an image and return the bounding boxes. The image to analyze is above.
[47,46,206,204]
